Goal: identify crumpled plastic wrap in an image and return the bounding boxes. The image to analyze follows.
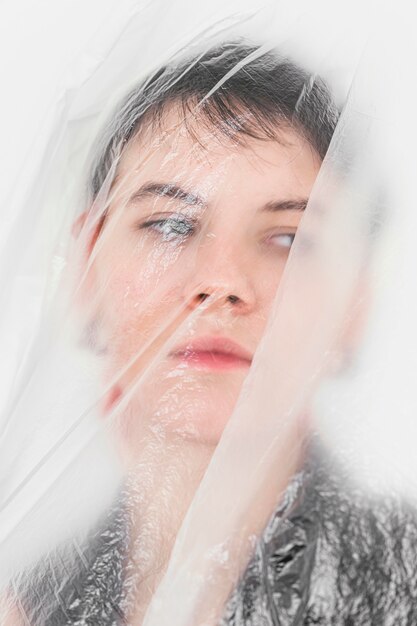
[1,1,417,624]
[223,442,417,625]
[10,441,417,625]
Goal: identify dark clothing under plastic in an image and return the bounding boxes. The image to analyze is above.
[18,440,417,625]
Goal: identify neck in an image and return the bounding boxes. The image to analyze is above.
[122,433,214,623]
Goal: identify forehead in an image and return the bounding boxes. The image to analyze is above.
[114,104,321,201]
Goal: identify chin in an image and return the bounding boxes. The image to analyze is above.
[163,410,231,446]
[106,362,245,453]
[114,389,235,454]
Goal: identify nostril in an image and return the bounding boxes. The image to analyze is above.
[187,292,211,310]
[189,292,242,309]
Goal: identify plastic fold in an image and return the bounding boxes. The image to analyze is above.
[1,1,417,624]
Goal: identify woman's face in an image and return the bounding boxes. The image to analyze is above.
[81,106,321,452]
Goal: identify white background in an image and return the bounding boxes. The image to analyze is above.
[0,0,118,206]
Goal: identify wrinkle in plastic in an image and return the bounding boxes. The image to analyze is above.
[1,1,417,624]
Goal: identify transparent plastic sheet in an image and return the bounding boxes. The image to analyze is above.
[1,1,417,624]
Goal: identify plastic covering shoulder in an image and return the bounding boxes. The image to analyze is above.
[1,1,417,624]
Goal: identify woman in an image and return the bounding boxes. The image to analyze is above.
[3,40,417,625]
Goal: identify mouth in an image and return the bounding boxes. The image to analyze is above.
[169,336,253,371]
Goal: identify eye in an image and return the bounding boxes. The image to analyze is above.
[138,215,196,241]
[267,232,296,249]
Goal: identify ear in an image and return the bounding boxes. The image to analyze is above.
[344,272,371,347]
[71,210,105,259]
[72,211,87,239]
[332,271,371,373]
[70,210,106,312]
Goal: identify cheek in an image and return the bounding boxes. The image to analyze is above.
[95,249,188,365]
[256,260,288,316]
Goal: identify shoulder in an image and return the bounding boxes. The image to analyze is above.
[224,439,417,625]
[297,440,417,623]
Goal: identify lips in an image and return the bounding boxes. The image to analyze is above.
[170,336,253,370]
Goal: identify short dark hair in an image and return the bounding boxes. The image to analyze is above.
[88,40,339,199]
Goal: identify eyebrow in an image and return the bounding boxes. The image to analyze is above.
[129,182,206,207]
[262,198,308,212]
[129,181,308,212]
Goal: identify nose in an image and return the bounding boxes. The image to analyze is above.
[183,241,257,314]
